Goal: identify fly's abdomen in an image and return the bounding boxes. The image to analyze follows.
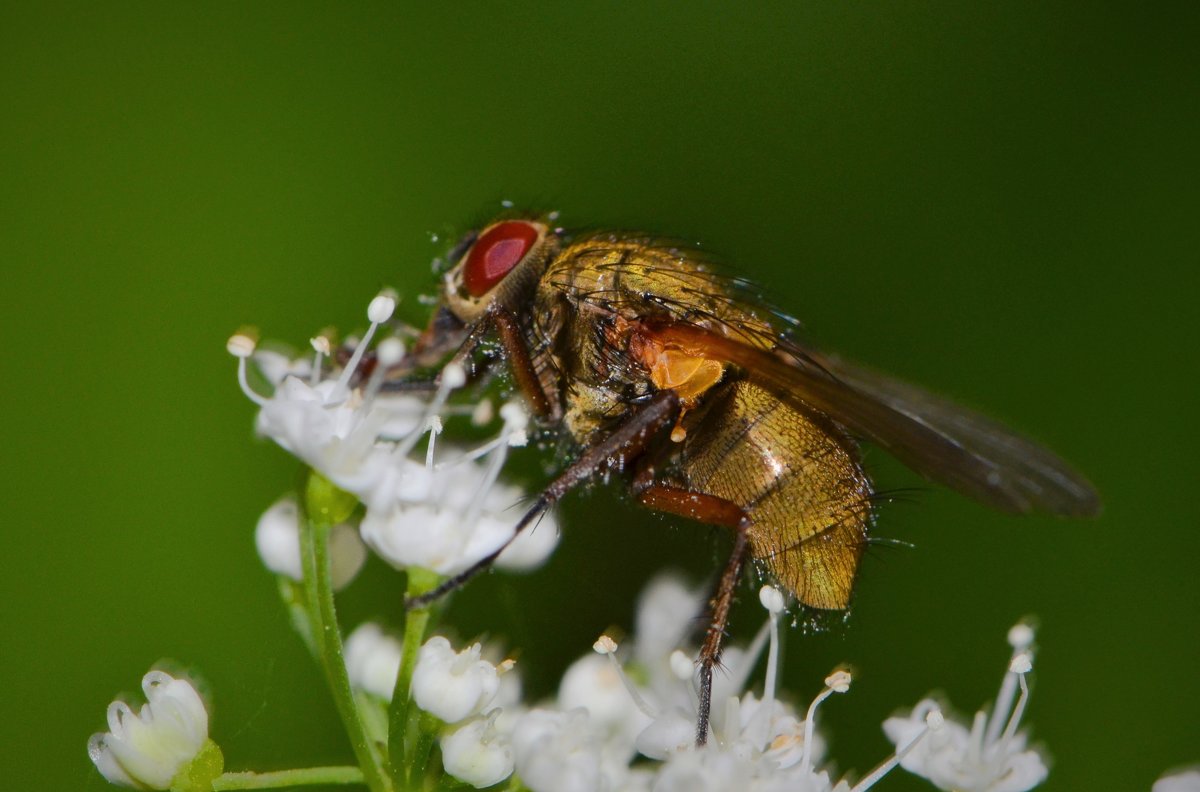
[679,380,873,609]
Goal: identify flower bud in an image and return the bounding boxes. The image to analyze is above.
[87,671,216,790]
[412,637,501,724]
[441,715,514,788]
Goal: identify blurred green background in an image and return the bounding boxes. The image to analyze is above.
[2,3,1196,790]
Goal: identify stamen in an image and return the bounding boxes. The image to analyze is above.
[594,635,659,720]
[391,361,464,461]
[460,427,508,529]
[999,653,1032,746]
[1008,622,1035,651]
[309,332,332,386]
[968,710,986,765]
[425,416,443,470]
[499,402,529,447]
[986,625,1035,747]
[362,336,406,409]
[227,332,257,358]
[334,290,397,396]
[228,332,269,406]
[754,586,786,748]
[437,435,506,468]
[852,709,943,791]
[715,616,772,704]
[437,402,529,469]
[800,670,851,777]
[471,398,495,427]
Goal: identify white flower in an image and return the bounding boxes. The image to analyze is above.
[412,636,503,724]
[254,496,366,590]
[1155,770,1200,792]
[231,294,560,585]
[87,671,210,790]
[251,346,312,387]
[883,626,1048,792]
[359,463,558,577]
[441,713,515,788]
[632,573,706,681]
[511,708,623,792]
[344,622,403,700]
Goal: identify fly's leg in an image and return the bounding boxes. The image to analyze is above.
[381,304,555,419]
[404,390,682,610]
[633,480,751,746]
[489,306,553,419]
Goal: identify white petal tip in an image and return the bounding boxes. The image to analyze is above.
[926,708,944,730]
[669,650,694,681]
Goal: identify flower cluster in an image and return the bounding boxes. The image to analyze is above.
[230,290,559,583]
[342,573,1049,792]
[89,284,1195,792]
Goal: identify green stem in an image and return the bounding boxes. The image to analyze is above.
[301,474,394,792]
[408,711,442,788]
[387,568,440,787]
[212,766,365,790]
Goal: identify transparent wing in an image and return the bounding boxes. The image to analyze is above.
[645,320,1101,516]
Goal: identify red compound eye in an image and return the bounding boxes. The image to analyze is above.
[462,221,541,297]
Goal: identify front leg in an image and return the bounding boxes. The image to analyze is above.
[405,390,682,609]
[380,304,555,421]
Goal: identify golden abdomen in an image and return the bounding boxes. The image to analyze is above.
[679,380,873,609]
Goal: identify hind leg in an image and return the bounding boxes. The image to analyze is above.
[634,479,751,746]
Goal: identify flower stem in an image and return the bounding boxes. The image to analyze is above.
[212,766,365,789]
[408,711,441,788]
[301,473,393,792]
[388,567,440,787]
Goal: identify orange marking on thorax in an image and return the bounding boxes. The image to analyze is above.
[629,327,726,441]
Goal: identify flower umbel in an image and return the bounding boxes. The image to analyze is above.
[230,291,558,583]
[882,622,1048,792]
[81,285,1117,792]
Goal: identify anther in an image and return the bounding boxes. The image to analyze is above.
[593,635,618,655]
[1009,651,1033,675]
[1008,622,1035,650]
[594,634,658,720]
[227,332,257,358]
[335,290,397,396]
[759,585,785,614]
[367,290,398,323]
[229,331,269,406]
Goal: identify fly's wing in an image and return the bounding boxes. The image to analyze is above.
[644,320,1101,517]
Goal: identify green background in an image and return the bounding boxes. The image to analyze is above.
[2,3,1196,790]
